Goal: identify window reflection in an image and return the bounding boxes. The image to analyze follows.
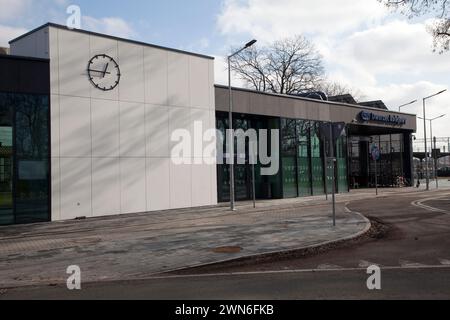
[0,92,49,225]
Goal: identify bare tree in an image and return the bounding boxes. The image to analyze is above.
[380,0,450,53]
[317,81,366,102]
[230,36,324,94]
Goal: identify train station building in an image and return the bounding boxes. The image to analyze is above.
[0,23,417,225]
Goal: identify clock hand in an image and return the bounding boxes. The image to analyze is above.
[103,63,109,78]
[88,69,111,76]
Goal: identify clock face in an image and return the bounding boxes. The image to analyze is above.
[87,54,121,91]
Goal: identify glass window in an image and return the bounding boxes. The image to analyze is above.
[15,94,50,224]
[0,92,50,225]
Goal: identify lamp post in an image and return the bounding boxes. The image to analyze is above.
[228,39,257,211]
[398,100,417,112]
[422,89,447,191]
[418,113,446,189]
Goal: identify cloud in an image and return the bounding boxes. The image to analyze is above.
[217,0,388,42]
[0,0,31,22]
[0,24,27,46]
[82,16,137,39]
[327,19,450,77]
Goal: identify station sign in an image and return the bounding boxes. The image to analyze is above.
[359,111,407,126]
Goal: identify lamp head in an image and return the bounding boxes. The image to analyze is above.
[245,40,257,48]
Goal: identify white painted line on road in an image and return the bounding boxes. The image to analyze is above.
[411,196,450,214]
[146,264,450,281]
[317,264,343,270]
[399,260,428,268]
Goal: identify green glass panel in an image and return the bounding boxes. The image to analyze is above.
[337,159,348,193]
[296,120,312,197]
[312,158,325,195]
[336,136,348,193]
[310,124,324,195]
[282,156,297,198]
[297,157,311,196]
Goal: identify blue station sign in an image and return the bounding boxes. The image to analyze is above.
[359,111,407,126]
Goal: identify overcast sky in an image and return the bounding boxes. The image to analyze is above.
[1,0,449,141]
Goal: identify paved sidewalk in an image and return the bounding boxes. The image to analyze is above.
[0,194,374,289]
[1,186,442,289]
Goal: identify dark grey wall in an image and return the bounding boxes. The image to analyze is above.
[0,54,49,94]
[215,85,417,133]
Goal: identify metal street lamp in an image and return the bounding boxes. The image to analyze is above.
[228,39,257,211]
[398,100,417,112]
[418,114,446,189]
[422,89,447,191]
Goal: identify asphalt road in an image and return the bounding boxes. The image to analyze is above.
[2,189,450,300]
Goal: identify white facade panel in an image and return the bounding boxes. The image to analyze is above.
[146,158,171,211]
[120,158,147,214]
[50,94,60,157]
[91,99,120,158]
[169,107,192,154]
[59,95,91,157]
[192,164,212,207]
[10,27,49,59]
[49,28,60,94]
[57,29,91,97]
[145,48,168,105]
[118,42,145,103]
[146,104,170,157]
[60,157,92,220]
[12,25,217,222]
[120,101,146,157]
[92,157,121,217]
[51,157,61,221]
[189,56,210,109]
[168,52,190,107]
[170,161,192,209]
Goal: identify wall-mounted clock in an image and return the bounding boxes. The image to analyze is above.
[87,54,121,91]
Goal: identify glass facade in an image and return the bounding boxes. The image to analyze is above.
[349,134,407,188]
[216,111,348,202]
[216,113,282,202]
[0,92,50,225]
